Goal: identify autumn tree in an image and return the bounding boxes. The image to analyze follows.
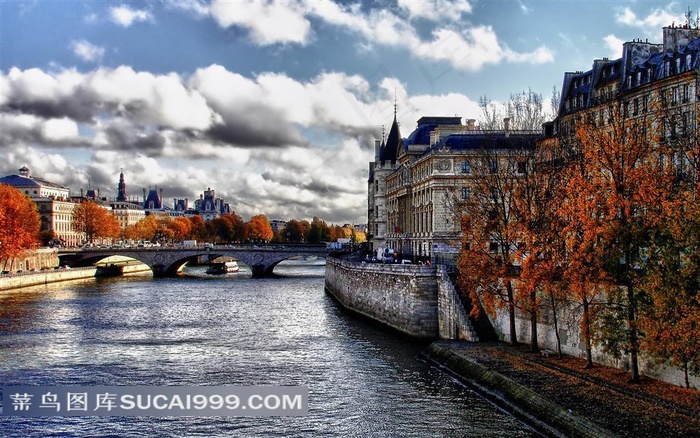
[208,213,245,243]
[167,217,192,242]
[282,219,305,243]
[188,215,207,240]
[563,99,674,382]
[511,132,565,353]
[635,86,700,387]
[124,215,159,242]
[458,136,537,346]
[72,200,120,243]
[245,214,273,242]
[638,200,700,387]
[0,184,41,266]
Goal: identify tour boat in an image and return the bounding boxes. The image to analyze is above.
[206,261,240,275]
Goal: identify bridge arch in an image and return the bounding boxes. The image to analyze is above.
[59,245,332,278]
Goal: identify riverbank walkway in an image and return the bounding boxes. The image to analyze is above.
[427,341,700,438]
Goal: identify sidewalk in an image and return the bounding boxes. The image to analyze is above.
[426,340,700,438]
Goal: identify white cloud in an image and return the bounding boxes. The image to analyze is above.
[70,40,105,63]
[209,0,311,45]
[110,4,153,27]
[205,0,552,72]
[616,6,683,33]
[1,64,494,224]
[397,0,472,22]
[42,117,81,142]
[603,34,625,59]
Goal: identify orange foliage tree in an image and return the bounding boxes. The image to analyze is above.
[72,200,120,243]
[458,140,536,346]
[563,100,674,382]
[167,217,192,242]
[245,214,273,242]
[0,184,41,265]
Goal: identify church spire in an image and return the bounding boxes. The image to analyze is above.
[116,169,127,202]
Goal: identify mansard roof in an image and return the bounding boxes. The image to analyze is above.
[559,25,700,116]
[403,116,464,147]
[143,188,162,209]
[427,132,538,153]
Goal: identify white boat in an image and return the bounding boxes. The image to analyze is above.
[206,261,239,274]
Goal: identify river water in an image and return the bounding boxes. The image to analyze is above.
[0,260,537,437]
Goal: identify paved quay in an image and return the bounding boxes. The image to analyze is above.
[424,340,700,438]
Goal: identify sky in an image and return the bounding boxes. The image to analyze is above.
[0,0,695,225]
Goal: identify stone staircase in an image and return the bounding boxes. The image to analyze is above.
[436,265,479,341]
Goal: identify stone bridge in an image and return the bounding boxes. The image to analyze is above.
[58,244,331,278]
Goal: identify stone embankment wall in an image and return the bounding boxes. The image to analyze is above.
[489,302,700,389]
[325,258,476,340]
[1,248,60,272]
[0,267,98,292]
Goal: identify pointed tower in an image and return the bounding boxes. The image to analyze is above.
[116,169,127,202]
[380,100,402,165]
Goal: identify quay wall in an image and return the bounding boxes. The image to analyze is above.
[325,258,440,338]
[0,267,98,292]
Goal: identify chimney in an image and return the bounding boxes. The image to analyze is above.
[504,117,510,136]
[375,139,381,161]
[80,188,84,197]
[466,119,476,130]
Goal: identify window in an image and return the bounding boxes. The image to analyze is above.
[489,242,499,252]
[489,161,498,174]
[461,160,471,174]
[517,161,527,174]
[686,54,693,71]
[461,187,470,200]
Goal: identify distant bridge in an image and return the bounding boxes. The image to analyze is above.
[58,244,331,278]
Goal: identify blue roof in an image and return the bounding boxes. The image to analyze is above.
[426,133,538,154]
[0,174,68,190]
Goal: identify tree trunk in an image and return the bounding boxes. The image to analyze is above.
[626,282,640,383]
[506,280,517,346]
[583,299,593,369]
[549,290,563,357]
[530,290,539,353]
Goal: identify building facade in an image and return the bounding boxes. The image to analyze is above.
[0,166,81,246]
[193,187,232,221]
[558,25,700,150]
[368,114,539,263]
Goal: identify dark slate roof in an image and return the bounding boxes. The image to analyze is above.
[426,132,538,154]
[143,189,162,209]
[404,117,463,147]
[0,174,69,190]
[380,116,402,165]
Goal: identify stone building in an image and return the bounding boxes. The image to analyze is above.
[558,24,700,149]
[0,166,81,246]
[368,113,539,263]
[110,171,146,229]
[193,187,232,221]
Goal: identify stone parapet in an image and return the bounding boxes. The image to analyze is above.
[325,258,439,338]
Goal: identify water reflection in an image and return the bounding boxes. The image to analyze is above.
[1,261,537,437]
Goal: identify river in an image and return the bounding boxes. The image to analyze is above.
[0,260,537,437]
